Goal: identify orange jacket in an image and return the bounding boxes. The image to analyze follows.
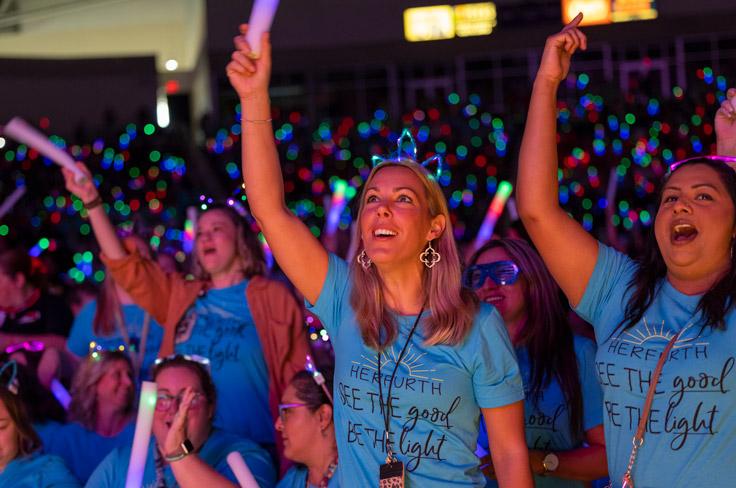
[101,239,309,442]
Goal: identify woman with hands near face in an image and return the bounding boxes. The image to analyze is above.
[86,355,276,487]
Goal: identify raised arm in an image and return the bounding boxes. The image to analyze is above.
[63,162,126,260]
[227,25,328,304]
[516,14,598,307]
[716,87,736,156]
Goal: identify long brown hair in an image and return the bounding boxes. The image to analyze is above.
[468,239,583,439]
[350,161,478,350]
[0,388,42,457]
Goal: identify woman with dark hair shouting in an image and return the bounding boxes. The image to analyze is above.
[517,13,736,487]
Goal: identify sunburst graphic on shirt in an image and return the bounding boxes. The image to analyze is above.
[353,343,443,382]
[620,319,708,348]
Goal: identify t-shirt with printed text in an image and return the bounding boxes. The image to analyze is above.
[575,243,736,487]
[173,280,273,445]
[307,254,524,487]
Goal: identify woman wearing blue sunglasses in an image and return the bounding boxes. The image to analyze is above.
[466,239,607,487]
[518,13,736,488]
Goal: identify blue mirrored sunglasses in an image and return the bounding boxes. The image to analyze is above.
[463,260,521,289]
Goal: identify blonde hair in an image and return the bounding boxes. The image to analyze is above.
[350,161,478,350]
[191,205,267,281]
[68,351,135,430]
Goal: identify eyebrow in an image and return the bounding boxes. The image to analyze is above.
[365,186,420,195]
[663,183,721,192]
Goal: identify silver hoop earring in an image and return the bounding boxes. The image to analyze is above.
[357,250,372,270]
[419,241,441,269]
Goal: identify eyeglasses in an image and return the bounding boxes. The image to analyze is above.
[278,402,307,423]
[667,155,736,174]
[5,340,45,355]
[155,391,206,412]
[463,260,521,289]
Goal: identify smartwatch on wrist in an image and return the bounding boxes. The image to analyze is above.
[542,452,559,475]
[164,439,195,462]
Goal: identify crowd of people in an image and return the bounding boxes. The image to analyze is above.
[1,12,736,488]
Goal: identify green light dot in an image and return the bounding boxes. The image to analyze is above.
[80,223,91,235]
[39,238,50,249]
[144,124,155,136]
[83,251,93,263]
[448,93,460,105]
[625,113,636,125]
[94,270,105,282]
[0,225,8,236]
[150,151,161,162]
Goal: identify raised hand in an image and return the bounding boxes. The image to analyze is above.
[536,13,587,85]
[226,24,272,100]
[716,87,736,156]
[62,162,98,205]
[163,387,196,457]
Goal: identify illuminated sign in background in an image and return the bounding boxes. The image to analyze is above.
[404,3,497,42]
[561,0,657,25]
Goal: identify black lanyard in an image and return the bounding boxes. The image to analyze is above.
[376,304,426,462]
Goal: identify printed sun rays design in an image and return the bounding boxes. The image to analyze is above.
[620,318,708,348]
[353,343,443,382]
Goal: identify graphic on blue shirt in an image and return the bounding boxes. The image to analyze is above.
[574,243,736,487]
[479,336,603,488]
[36,421,134,483]
[0,452,81,488]
[85,429,276,488]
[173,280,273,444]
[67,300,164,380]
[307,254,524,487]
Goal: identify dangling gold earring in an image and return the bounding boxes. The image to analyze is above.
[419,241,441,268]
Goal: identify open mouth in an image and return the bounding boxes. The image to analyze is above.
[202,247,217,256]
[373,228,398,239]
[671,223,698,244]
[482,296,503,304]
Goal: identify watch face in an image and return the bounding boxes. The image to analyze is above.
[182,439,194,454]
[543,453,559,472]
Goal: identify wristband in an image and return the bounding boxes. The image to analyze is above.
[82,195,103,210]
[164,438,195,463]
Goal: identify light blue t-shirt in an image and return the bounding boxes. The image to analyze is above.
[575,243,736,487]
[173,280,273,444]
[67,300,164,380]
[276,464,340,487]
[479,336,603,488]
[85,429,276,488]
[307,254,524,487]
[36,421,135,483]
[0,452,81,488]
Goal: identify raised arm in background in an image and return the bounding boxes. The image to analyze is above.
[227,25,328,304]
[63,163,126,260]
[516,14,598,307]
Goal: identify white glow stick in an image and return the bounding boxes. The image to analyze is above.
[245,0,280,59]
[50,378,71,411]
[2,118,86,183]
[0,185,26,220]
[226,451,259,488]
[125,381,157,488]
